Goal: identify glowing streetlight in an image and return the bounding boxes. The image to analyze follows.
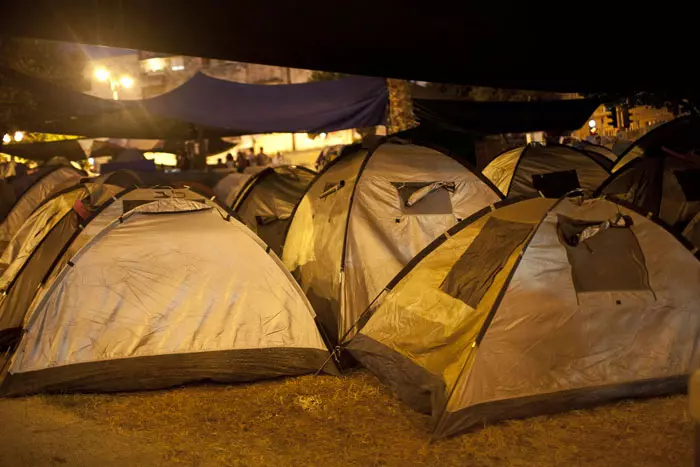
[94,67,111,82]
[588,119,597,128]
[2,134,11,144]
[88,157,95,165]
[13,131,24,142]
[119,76,134,88]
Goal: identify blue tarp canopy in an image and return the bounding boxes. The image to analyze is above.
[1,66,388,139]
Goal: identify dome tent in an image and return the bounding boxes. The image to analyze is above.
[611,116,700,173]
[282,137,501,345]
[597,122,700,247]
[482,143,610,199]
[346,196,700,438]
[230,166,316,255]
[0,166,83,254]
[0,185,229,351]
[0,196,334,395]
[214,172,252,207]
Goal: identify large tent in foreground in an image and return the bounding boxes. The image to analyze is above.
[283,138,501,344]
[347,196,700,438]
[1,195,333,395]
[482,144,611,199]
[226,166,316,255]
[0,166,83,253]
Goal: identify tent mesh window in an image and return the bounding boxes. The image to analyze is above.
[557,214,651,293]
[391,182,455,215]
[674,169,700,201]
[531,170,580,198]
[440,217,533,308]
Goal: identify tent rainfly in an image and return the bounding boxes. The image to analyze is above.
[347,196,700,438]
[0,195,334,395]
[0,166,83,254]
[482,144,611,199]
[228,166,316,255]
[597,125,700,248]
[0,186,225,350]
[282,138,501,344]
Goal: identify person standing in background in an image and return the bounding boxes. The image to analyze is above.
[256,147,270,166]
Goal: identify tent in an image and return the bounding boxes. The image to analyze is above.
[0,193,333,395]
[482,143,611,198]
[347,196,700,438]
[574,141,617,164]
[228,166,316,255]
[612,117,700,172]
[0,166,83,253]
[214,172,253,207]
[0,185,217,350]
[597,130,700,247]
[282,138,501,344]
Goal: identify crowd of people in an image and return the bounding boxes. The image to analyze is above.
[213,147,289,173]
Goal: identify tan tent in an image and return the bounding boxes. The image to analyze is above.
[348,196,700,438]
[483,143,610,198]
[1,195,334,395]
[230,166,315,255]
[0,166,83,253]
[283,139,501,344]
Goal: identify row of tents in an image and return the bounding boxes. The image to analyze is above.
[0,116,698,439]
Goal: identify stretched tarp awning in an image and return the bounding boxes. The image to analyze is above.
[412,97,601,134]
[2,67,387,138]
[142,73,388,133]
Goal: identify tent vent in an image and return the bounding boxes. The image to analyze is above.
[67,261,75,267]
[392,182,454,215]
[320,180,345,199]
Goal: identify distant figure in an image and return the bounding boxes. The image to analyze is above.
[236,151,250,173]
[256,147,270,166]
[272,151,288,166]
[216,158,226,168]
[225,153,235,169]
[247,149,257,167]
[315,149,328,172]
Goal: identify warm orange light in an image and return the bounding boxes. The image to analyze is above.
[119,76,135,88]
[94,67,110,82]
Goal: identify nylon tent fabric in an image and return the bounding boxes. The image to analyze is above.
[0,197,334,395]
[0,166,83,254]
[482,144,610,198]
[282,139,501,345]
[612,117,700,173]
[0,186,212,350]
[347,196,700,438]
[597,146,700,247]
[574,141,617,165]
[214,172,252,207]
[232,166,316,256]
[684,212,700,250]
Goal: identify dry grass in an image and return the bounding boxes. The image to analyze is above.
[38,369,692,466]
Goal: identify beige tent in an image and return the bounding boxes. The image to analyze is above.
[0,166,83,253]
[348,196,700,438]
[483,143,610,198]
[1,194,334,395]
[283,139,501,344]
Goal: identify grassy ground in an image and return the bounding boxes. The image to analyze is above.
[16,369,690,467]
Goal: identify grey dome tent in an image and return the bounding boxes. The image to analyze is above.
[0,195,334,395]
[0,166,83,254]
[574,141,617,164]
[597,126,700,248]
[0,184,227,350]
[347,196,700,438]
[282,138,501,344]
[611,116,700,173]
[230,166,316,255]
[482,143,610,198]
[214,172,253,207]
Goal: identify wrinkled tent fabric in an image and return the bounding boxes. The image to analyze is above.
[1,194,334,395]
[482,144,610,198]
[574,141,617,163]
[612,117,700,172]
[348,196,700,438]
[231,166,316,256]
[283,139,501,344]
[0,166,83,254]
[214,172,252,207]
[2,66,388,139]
[598,138,700,247]
[0,186,207,349]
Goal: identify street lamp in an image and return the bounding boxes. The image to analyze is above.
[94,66,135,100]
[2,132,24,144]
[13,131,24,142]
